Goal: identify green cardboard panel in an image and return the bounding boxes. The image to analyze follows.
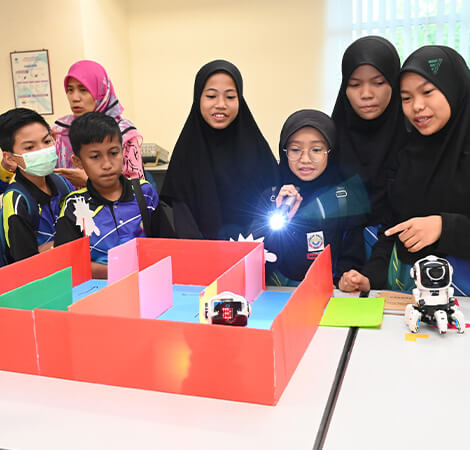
[320,296,385,328]
[0,267,72,311]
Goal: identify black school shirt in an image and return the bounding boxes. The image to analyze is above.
[250,165,365,283]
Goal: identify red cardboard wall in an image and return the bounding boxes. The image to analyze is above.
[0,238,91,294]
[136,239,260,286]
[0,309,38,374]
[35,310,276,404]
[271,246,333,402]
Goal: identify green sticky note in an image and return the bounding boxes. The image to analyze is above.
[0,267,73,311]
[320,297,385,328]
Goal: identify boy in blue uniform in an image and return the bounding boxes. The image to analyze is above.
[55,112,159,279]
[0,108,73,263]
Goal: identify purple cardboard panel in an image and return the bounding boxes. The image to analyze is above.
[139,256,173,319]
[108,239,139,285]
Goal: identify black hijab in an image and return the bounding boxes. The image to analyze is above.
[391,45,470,223]
[161,60,278,239]
[278,109,337,197]
[332,36,407,224]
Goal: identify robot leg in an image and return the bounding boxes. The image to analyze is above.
[434,309,448,334]
[450,308,466,334]
[405,304,422,333]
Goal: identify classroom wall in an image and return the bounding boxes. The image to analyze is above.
[0,0,133,126]
[1,0,327,158]
[127,0,327,156]
[79,0,134,119]
[0,1,85,125]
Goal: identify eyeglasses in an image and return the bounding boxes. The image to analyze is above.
[283,146,330,163]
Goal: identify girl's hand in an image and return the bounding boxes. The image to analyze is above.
[275,184,303,220]
[385,215,442,253]
[54,168,88,188]
[339,270,371,293]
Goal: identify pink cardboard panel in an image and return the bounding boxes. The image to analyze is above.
[108,239,139,284]
[138,256,173,319]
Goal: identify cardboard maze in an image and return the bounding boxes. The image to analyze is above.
[0,237,333,405]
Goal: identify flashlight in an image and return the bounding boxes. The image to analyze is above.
[269,193,297,230]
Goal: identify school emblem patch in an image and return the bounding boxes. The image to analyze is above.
[307,231,324,252]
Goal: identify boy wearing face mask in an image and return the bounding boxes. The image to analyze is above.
[0,108,73,263]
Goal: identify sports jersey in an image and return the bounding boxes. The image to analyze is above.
[55,176,158,264]
[2,171,73,262]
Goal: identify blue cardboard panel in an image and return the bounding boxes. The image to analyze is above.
[158,285,291,329]
[72,279,108,303]
[72,282,292,329]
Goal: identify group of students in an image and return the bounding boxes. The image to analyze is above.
[0,36,469,294]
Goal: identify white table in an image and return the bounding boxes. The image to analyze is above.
[0,326,348,450]
[324,297,470,450]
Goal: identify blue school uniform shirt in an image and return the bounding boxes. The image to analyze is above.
[2,171,73,262]
[55,176,159,264]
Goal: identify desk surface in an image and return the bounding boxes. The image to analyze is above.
[0,326,348,450]
[324,297,470,450]
[144,163,168,171]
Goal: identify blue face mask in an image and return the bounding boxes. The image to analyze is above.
[14,145,58,176]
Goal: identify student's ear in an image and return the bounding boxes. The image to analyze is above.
[71,154,83,169]
[2,151,18,172]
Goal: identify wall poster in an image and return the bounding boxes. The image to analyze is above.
[10,49,53,114]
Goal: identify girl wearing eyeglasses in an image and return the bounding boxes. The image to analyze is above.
[250,109,365,286]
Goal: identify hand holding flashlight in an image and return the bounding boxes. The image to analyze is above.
[269,185,302,230]
[275,185,302,219]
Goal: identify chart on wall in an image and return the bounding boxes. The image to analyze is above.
[10,49,53,114]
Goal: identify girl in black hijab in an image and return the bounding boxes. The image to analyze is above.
[340,45,470,295]
[332,36,407,253]
[250,109,365,286]
[160,60,278,240]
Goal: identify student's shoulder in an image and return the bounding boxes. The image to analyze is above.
[49,173,74,195]
[129,177,158,197]
[2,185,34,218]
[59,187,95,218]
[61,187,91,207]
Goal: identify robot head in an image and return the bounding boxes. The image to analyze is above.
[410,255,453,290]
[205,292,251,326]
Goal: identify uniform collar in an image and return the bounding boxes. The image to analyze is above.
[15,170,57,205]
[86,175,134,204]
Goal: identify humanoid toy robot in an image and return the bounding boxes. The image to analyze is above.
[405,255,465,334]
